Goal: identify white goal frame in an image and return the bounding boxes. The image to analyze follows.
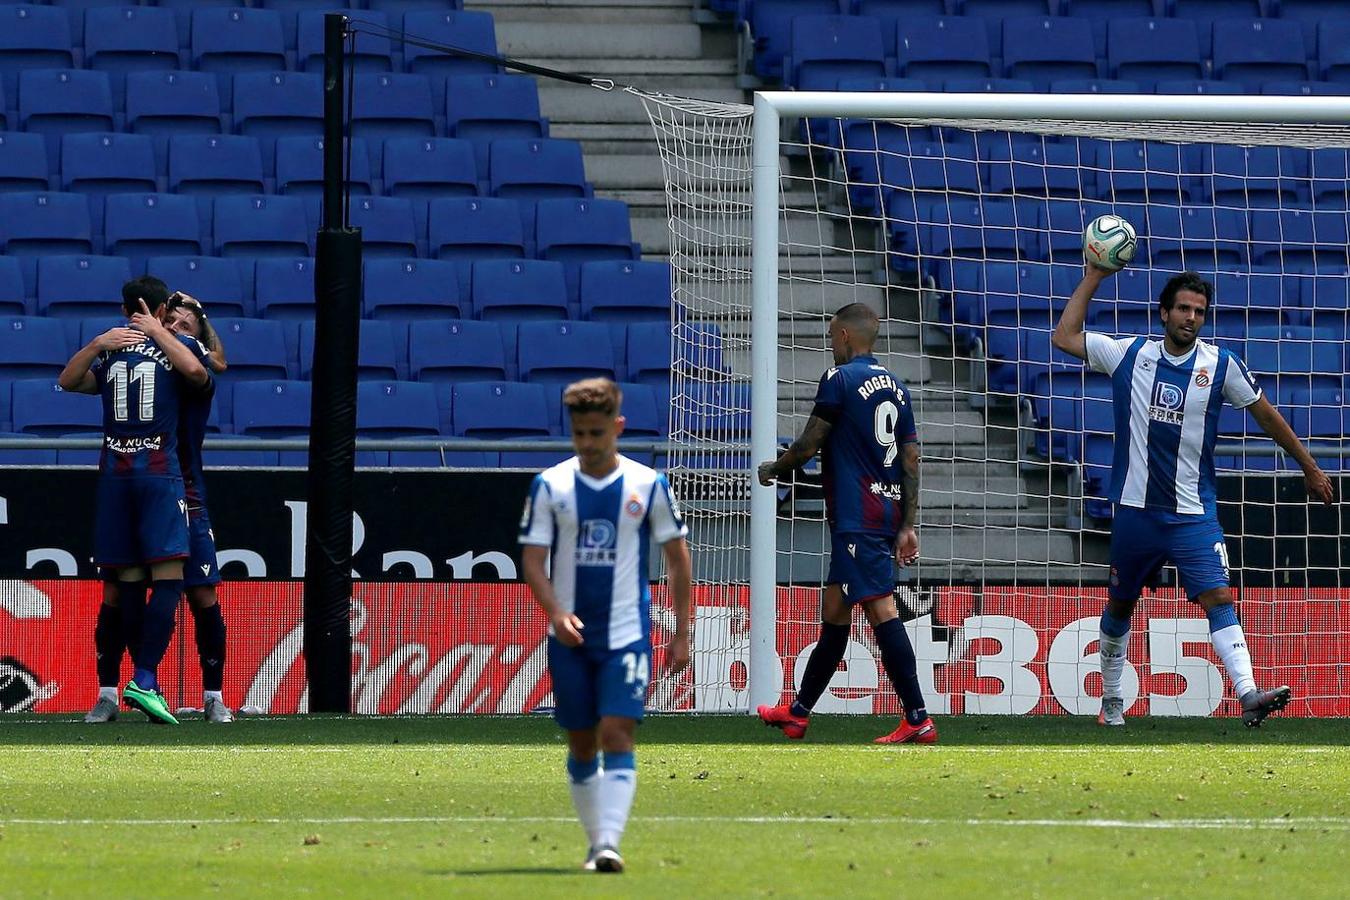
[747,91,1350,712]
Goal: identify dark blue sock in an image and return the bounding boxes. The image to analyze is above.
[1100,608,1131,638]
[792,621,850,716]
[190,602,226,693]
[134,579,183,692]
[116,580,147,684]
[1205,602,1239,632]
[94,602,125,689]
[875,618,928,725]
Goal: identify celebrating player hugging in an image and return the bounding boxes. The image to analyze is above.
[1053,264,1335,728]
[519,377,692,874]
[756,303,936,745]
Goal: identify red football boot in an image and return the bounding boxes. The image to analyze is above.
[873,717,938,745]
[757,703,809,739]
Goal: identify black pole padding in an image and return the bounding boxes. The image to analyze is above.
[303,228,362,713]
[321,12,347,231]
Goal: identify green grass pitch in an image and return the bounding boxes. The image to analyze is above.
[1,715,1347,897]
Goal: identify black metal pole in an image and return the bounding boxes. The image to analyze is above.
[303,12,361,713]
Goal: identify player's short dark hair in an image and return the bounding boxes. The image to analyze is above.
[1159,271,1213,313]
[833,302,880,342]
[121,276,171,316]
[563,378,622,418]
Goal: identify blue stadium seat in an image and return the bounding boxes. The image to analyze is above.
[252,257,315,321]
[201,433,280,468]
[83,7,180,107]
[214,195,311,258]
[145,256,248,318]
[785,15,886,91]
[1154,79,1244,95]
[0,193,93,267]
[125,72,224,169]
[0,132,50,193]
[255,0,348,49]
[1212,19,1308,91]
[489,139,590,201]
[1319,20,1350,83]
[444,74,546,174]
[350,74,435,169]
[0,6,74,104]
[428,197,526,263]
[984,141,1085,201]
[362,258,462,320]
[0,316,68,379]
[356,380,439,439]
[745,0,841,82]
[0,432,58,466]
[298,10,391,72]
[517,321,616,385]
[404,10,501,84]
[1171,0,1263,57]
[382,137,477,233]
[1048,78,1141,94]
[231,379,310,436]
[36,254,130,319]
[1308,147,1350,208]
[104,193,203,262]
[191,8,287,109]
[153,0,244,49]
[1029,369,1085,462]
[470,259,568,321]
[10,378,100,437]
[1277,1,1346,54]
[674,321,726,381]
[1251,209,1350,270]
[1246,325,1344,396]
[1002,17,1098,91]
[894,17,992,88]
[232,72,323,169]
[408,319,507,383]
[534,198,639,302]
[1106,18,1203,91]
[848,0,944,58]
[1212,270,1286,334]
[350,197,419,260]
[452,381,551,437]
[1299,274,1350,339]
[213,318,291,381]
[927,197,1025,262]
[369,0,465,21]
[1092,140,1189,203]
[18,70,115,170]
[1261,80,1350,97]
[299,320,400,380]
[1147,206,1249,270]
[673,381,749,443]
[60,134,157,223]
[1061,0,1155,56]
[273,136,373,201]
[0,258,28,317]
[169,134,266,200]
[579,260,670,324]
[1201,145,1304,209]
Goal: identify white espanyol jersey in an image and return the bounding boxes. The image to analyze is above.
[518,455,687,650]
[1085,333,1262,517]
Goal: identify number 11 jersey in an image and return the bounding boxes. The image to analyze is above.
[812,353,918,537]
[95,333,210,479]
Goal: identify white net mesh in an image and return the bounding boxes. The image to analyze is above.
[640,88,1350,718]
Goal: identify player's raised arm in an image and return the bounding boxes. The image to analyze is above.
[757,414,832,486]
[57,327,142,394]
[1245,395,1335,505]
[172,293,227,373]
[130,298,209,388]
[1052,264,1113,361]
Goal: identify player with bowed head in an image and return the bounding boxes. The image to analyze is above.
[59,277,212,725]
[82,292,234,724]
[519,378,693,873]
[756,302,937,745]
[1052,264,1334,727]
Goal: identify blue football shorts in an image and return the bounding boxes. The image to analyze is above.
[825,531,897,605]
[1109,505,1230,602]
[94,476,190,570]
[547,636,651,730]
[183,506,222,588]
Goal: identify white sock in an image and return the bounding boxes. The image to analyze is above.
[204,690,224,704]
[596,752,637,850]
[566,756,603,847]
[99,686,118,702]
[1099,629,1131,699]
[1211,623,1256,700]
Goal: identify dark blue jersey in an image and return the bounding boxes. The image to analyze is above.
[176,368,215,508]
[94,333,210,479]
[812,354,918,537]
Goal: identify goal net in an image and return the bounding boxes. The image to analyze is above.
[639,89,1349,718]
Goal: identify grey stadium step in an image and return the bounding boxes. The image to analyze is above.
[494,22,702,58]
[472,0,698,25]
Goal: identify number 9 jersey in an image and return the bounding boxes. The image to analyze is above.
[811,354,918,538]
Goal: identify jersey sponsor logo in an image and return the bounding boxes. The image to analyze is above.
[104,434,163,454]
[576,519,617,566]
[1195,369,1210,388]
[868,481,905,500]
[856,374,898,400]
[1148,381,1185,425]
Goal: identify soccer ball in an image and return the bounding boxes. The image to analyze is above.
[1083,214,1137,272]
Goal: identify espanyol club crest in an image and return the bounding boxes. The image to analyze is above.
[625,493,644,518]
[1195,369,1210,388]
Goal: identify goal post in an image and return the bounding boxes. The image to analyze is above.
[640,88,1350,718]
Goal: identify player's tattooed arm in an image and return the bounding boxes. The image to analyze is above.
[57,327,142,394]
[1247,396,1335,505]
[895,442,920,567]
[757,414,833,486]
